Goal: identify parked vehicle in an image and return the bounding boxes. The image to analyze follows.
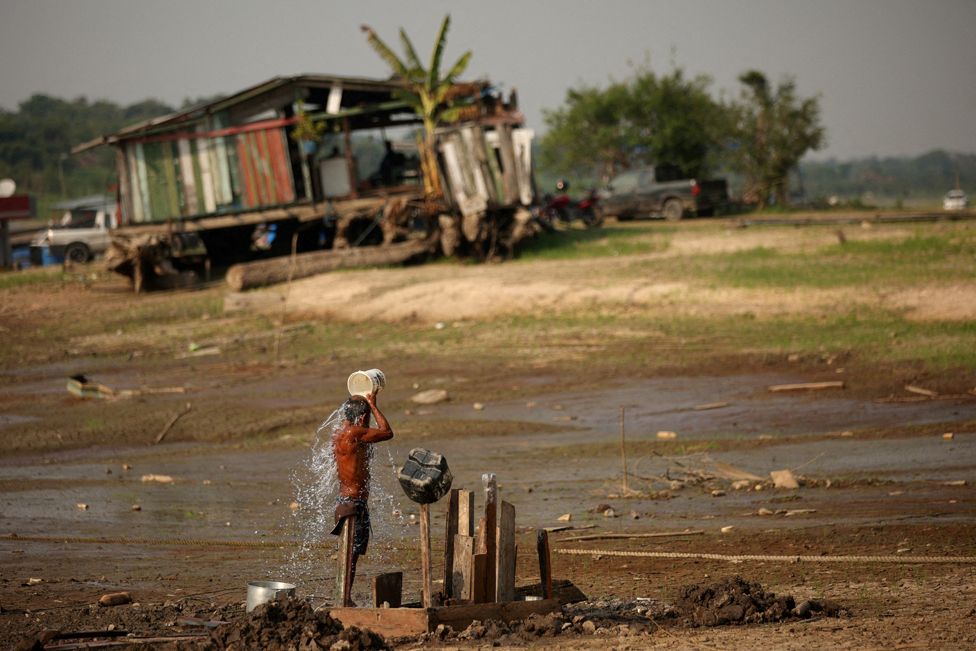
[943,189,969,211]
[537,180,603,229]
[30,195,118,264]
[601,165,728,221]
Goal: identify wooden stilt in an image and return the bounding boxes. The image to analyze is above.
[496,501,516,602]
[443,489,460,598]
[452,534,475,599]
[420,502,433,608]
[536,530,552,599]
[482,473,497,602]
[458,489,474,537]
[337,514,356,607]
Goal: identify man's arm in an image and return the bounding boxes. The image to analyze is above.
[357,393,393,443]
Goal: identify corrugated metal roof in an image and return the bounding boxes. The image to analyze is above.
[73,73,410,153]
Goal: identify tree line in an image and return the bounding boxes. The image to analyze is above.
[539,64,826,208]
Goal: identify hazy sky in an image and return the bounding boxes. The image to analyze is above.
[2,0,974,160]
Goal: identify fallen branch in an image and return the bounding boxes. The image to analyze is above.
[904,384,937,397]
[154,403,192,445]
[768,381,844,393]
[556,529,705,543]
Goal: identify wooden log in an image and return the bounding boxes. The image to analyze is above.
[420,502,433,608]
[225,238,432,291]
[482,473,497,602]
[495,501,516,602]
[452,534,475,600]
[472,552,489,604]
[336,514,356,607]
[443,489,460,598]
[371,572,403,608]
[536,530,552,599]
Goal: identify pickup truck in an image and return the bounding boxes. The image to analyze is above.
[601,165,728,221]
[30,196,118,264]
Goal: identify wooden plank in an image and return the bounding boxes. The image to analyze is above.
[768,381,844,393]
[536,530,552,599]
[195,127,218,213]
[328,607,431,638]
[372,572,403,608]
[495,501,516,602]
[431,598,560,632]
[452,534,474,600]
[475,516,487,554]
[472,552,488,604]
[495,124,519,205]
[420,502,433,608]
[515,579,587,605]
[457,489,474,537]
[482,473,497,602]
[177,138,199,215]
[336,514,356,607]
[444,489,460,598]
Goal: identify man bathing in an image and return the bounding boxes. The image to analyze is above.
[329,391,394,601]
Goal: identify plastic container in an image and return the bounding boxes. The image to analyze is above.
[246,580,296,613]
[347,369,386,397]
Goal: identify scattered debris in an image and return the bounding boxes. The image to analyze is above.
[656,430,678,440]
[784,509,818,517]
[24,578,43,586]
[943,480,967,487]
[693,402,730,411]
[757,508,774,516]
[411,389,449,405]
[557,513,572,522]
[731,479,752,490]
[76,503,89,510]
[154,402,192,445]
[99,592,133,607]
[943,432,955,440]
[904,384,938,397]
[770,469,800,490]
[711,489,726,497]
[768,381,844,393]
[472,402,485,411]
[140,474,174,484]
[131,504,142,511]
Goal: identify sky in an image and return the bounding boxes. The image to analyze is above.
[2,0,974,161]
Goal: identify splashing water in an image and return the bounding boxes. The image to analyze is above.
[280,407,408,603]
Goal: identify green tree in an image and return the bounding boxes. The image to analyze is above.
[361,14,472,197]
[733,70,825,207]
[540,66,731,183]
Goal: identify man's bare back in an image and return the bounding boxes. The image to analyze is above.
[332,393,393,499]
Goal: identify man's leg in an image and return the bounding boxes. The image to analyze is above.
[337,514,357,607]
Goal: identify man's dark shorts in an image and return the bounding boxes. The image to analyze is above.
[331,497,370,555]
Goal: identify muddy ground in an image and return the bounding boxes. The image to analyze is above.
[1,217,975,649]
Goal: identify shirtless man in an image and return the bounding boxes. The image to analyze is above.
[329,392,394,599]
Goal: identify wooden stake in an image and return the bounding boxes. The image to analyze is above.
[496,501,516,602]
[619,406,628,494]
[420,502,433,608]
[472,552,489,604]
[336,514,356,607]
[154,402,192,445]
[536,530,552,599]
[482,473,498,603]
[444,489,460,598]
[457,489,474,537]
[452,534,474,600]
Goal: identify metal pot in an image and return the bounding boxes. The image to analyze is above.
[246,580,296,613]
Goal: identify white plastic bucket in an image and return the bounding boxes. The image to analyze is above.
[246,580,296,613]
[347,368,386,397]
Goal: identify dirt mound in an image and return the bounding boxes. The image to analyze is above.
[674,576,842,626]
[198,598,388,650]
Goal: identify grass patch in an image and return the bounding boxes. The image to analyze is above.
[516,224,670,261]
[0,266,67,290]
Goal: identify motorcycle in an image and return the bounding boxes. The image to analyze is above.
[536,183,604,230]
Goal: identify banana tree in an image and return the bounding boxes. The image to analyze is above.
[361,15,472,197]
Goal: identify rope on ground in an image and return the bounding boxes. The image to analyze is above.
[555,548,976,564]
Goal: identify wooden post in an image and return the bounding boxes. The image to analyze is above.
[336,514,356,607]
[619,406,628,494]
[472,553,489,604]
[443,489,460,598]
[452,534,475,600]
[496,501,516,602]
[458,489,475,537]
[420,502,433,608]
[372,572,403,608]
[536,530,552,599]
[482,473,497,602]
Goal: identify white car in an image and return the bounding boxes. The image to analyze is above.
[943,189,969,211]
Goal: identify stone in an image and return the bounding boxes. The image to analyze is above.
[731,479,751,490]
[411,389,449,405]
[581,620,597,634]
[711,490,726,497]
[656,430,677,440]
[397,448,453,504]
[557,513,572,522]
[99,592,132,607]
[770,469,800,490]
[757,507,774,516]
